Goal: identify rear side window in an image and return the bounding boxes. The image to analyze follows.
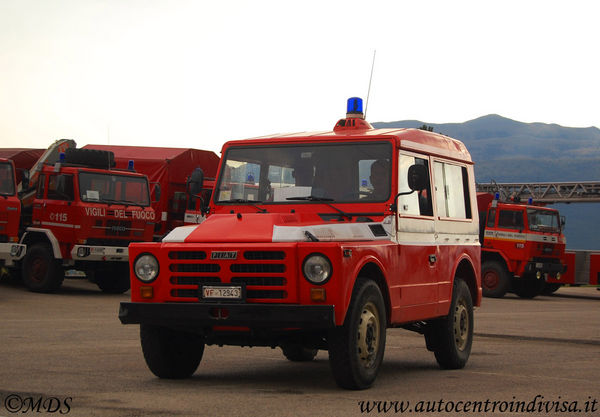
[433,162,472,219]
[47,174,74,201]
[486,208,496,227]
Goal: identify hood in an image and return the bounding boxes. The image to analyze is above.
[162,213,394,243]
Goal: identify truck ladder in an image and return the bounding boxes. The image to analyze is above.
[476,181,600,203]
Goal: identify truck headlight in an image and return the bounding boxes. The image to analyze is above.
[134,253,159,283]
[302,253,332,285]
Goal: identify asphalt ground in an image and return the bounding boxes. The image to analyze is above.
[0,278,598,417]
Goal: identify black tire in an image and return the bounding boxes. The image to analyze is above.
[281,344,318,362]
[22,243,64,293]
[140,324,205,379]
[64,148,115,169]
[512,275,545,299]
[425,279,473,369]
[481,260,511,298]
[542,283,562,295]
[95,263,130,294]
[328,278,387,390]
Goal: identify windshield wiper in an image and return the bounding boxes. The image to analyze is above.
[286,196,352,221]
[227,199,268,213]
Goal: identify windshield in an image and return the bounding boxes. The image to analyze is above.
[215,142,392,204]
[527,208,561,233]
[78,172,150,206]
[0,162,15,196]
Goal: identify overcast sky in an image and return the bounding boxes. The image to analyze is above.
[1,0,598,154]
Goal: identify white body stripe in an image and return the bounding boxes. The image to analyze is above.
[163,225,200,242]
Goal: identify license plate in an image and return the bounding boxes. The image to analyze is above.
[201,285,243,300]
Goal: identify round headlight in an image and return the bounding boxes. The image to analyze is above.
[134,254,159,283]
[302,254,332,285]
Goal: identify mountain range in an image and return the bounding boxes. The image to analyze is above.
[373,115,600,250]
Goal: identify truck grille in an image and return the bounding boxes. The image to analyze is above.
[167,247,294,302]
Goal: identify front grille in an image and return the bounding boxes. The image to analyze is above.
[105,220,132,237]
[168,247,293,302]
[170,264,220,273]
[169,251,207,260]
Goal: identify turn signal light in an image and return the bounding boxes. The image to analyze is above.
[310,288,326,302]
[140,286,154,299]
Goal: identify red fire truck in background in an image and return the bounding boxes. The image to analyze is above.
[12,140,156,293]
[477,193,566,298]
[83,145,220,238]
[546,250,600,291]
[0,158,26,269]
[119,98,481,390]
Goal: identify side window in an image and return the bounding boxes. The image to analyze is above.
[433,161,472,219]
[498,210,524,230]
[37,174,46,199]
[486,208,496,227]
[47,174,74,201]
[398,154,433,216]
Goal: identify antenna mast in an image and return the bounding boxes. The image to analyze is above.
[364,49,376,119]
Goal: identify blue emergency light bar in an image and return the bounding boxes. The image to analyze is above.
[347,97,363,114]
[128,160,135,171]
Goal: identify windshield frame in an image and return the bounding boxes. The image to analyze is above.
[77,171,151,207]
[0,162,16,196]
[214,140,394,206]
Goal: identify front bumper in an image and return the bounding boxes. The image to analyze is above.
[119,302,335,329]
[71,245,128,261]
[0,242,26,265]
[524,260,567,276]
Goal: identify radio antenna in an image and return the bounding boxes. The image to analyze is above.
[364,49,376,119]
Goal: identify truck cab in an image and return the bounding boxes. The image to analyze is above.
[20,149,156,293]
[120,98,481,389]
[0,158,26,269]
[478,193,566,298]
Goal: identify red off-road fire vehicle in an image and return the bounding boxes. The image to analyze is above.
[0,158,26,269]
[477,193,566,298]
[119,98,481,389]
[19,146,156,293]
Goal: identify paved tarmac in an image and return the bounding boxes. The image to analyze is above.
[0,278,598,417]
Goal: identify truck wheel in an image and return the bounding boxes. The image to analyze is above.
[281,344,318,362]
[512,275,545,299]
[140,324,205,379]
[96,263,130,294]
[481,260,510,298]
[64,148,115,169]
[22,244,64,293]
[542,283,561,295]
[426,279,473,369]
[328,278,386,390]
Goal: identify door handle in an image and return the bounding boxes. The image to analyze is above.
[428,254,437,264]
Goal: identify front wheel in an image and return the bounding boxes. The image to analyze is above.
[512,275,545,299]
[140,324,205,379]
[481,260,510,298]
[425,279,474,369]
[22,243,64,293]
[95,263,130,294]
[328,278,387,390]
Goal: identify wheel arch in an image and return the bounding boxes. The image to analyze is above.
[21,228,62,259]
[453,255,480,307]
[354,261,392,324]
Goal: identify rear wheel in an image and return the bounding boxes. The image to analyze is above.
[425,279,473,369]
[140,324,205,379]
[513,275,545,299]
[281,344,318,362]
[22,243,64,293]
[328,278,387,390]
[481,260,510,298]
[95,263,130,294]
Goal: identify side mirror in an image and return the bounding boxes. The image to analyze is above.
[560,215,566,228]
[21,169,30,190]
[187,167,205,196]
[407,164,428,191]
[152,183,161,203]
